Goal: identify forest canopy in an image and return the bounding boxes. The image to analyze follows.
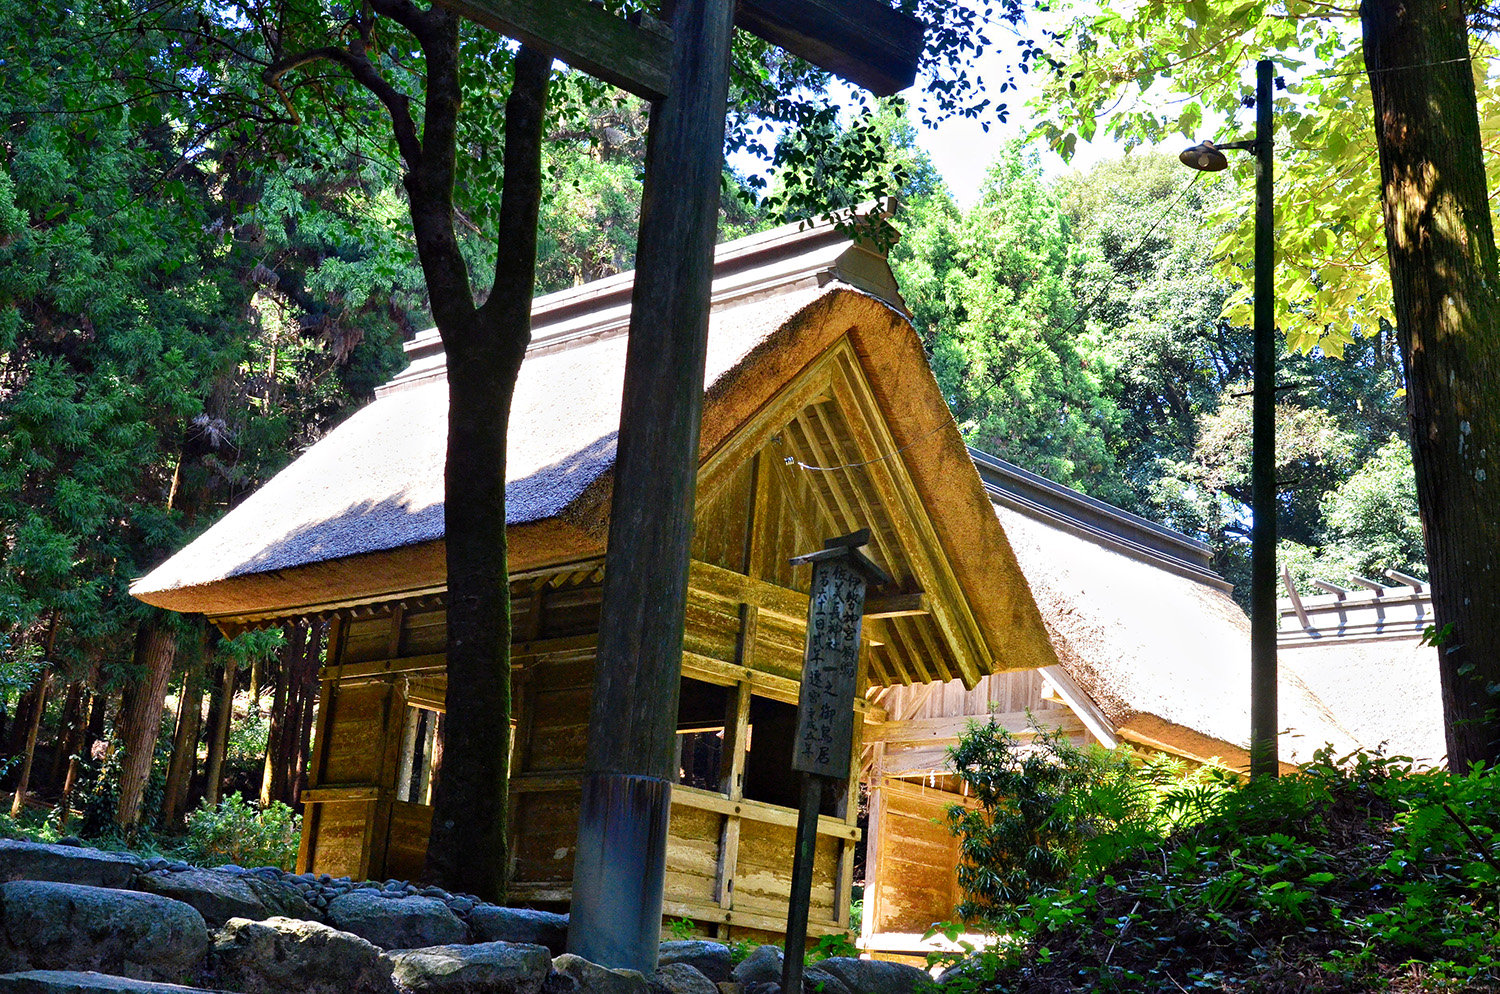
[0,0,1434,856]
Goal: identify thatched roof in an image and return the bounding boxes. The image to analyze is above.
[132,216,1059,679]
[975,451,1357,769]
[1278,583,1447,766]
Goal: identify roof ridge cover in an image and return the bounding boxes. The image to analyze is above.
[381,210,907,397]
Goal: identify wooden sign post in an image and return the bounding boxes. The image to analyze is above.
[782,530,889,993]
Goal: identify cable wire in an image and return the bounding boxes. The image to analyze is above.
[787,171,1207,474]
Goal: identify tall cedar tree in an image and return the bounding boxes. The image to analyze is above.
[268,9,550,896]
[1363,0,1500,766]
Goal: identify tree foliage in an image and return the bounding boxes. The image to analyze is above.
[0,0,416,820]
[1028,0,1500,357]
[894,144,1126,499]
[892,148,1421,600]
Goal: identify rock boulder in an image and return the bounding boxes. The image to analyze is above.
[241,877,318,922]
[653,963,718,994]
[549,954,651,994]
[0,971,228,994]
[327,891,465,950]
[383,941,551,994]
[809,957,929,994]
[0,842,138,889]
[210,915,393,994]
[0,882,206,982]
[133,870,267,928]
[657,942,731,983]
[800,966,851,994]
[467,907,568,954]
[730,946,782,987]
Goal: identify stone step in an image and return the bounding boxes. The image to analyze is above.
[0,971,232,994]
[0,842,138,889]
[0,881,207,982]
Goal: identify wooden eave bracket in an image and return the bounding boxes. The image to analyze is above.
[862,591,929,619]
[1039,665,1118,749]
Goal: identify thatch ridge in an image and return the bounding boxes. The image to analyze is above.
[992,498,1358,768]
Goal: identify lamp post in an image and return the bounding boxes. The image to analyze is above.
[1181,58,1278,779]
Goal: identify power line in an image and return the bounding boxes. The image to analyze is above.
[1301,54,1481,80]
[788,171,1207,474]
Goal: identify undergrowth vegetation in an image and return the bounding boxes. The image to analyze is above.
[935,720,1500,992]
[180,794,300,870]
[1,792,301,871]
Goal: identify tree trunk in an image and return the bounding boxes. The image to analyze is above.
[288,622,324,806]
[248,656,262,712]
[10,613,60,816]
[48,681,85,794]
[201,657,237,807]
[422,42,551,901]
[57,686,100,831]
[58,683,106,833]
[9,670,51,817]
[259,621,320,808]
[1363,0,1500,766]
[115,620,178,829]
[260,624,301,806]
[161,643,206,830]
[5,674,46,761]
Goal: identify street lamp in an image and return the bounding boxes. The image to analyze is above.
[1181,58,1278,779]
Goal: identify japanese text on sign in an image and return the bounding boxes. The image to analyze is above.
[792,558,867,777]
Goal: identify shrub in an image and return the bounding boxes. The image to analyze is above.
[945,715,1231,921]
[934,748,1500,992]
[810,931,859,961]
[182,793,300,870]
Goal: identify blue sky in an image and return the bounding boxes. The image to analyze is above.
[901,15,1128,204]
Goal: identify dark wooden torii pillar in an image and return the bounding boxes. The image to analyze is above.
[429,0,923,974]
[573,1,922,973]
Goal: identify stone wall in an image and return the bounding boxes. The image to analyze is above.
[0,840,930,994]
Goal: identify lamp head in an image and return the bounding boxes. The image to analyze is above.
[1180,141,1230,172]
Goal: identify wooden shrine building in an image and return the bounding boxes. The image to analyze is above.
[856,452,1444,961]
[132,217,1059,941]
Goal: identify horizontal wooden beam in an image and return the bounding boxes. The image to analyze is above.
[735,0,925,96]
[662,896,850,937]
[692,559,906,629]
[674,783,861,840]
[691,559,807,621]
[680,650,887,720]
[323,653,448,682]
[301,785,381,803]
[863,591,930,619]
[509,771,585,793]
[435,0,673,99]
[865,709,1082,745]
[682,650,799,704]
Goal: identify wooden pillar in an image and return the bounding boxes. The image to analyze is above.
[569,0,736,975]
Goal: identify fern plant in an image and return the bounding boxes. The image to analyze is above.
[945,714,1231,922]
